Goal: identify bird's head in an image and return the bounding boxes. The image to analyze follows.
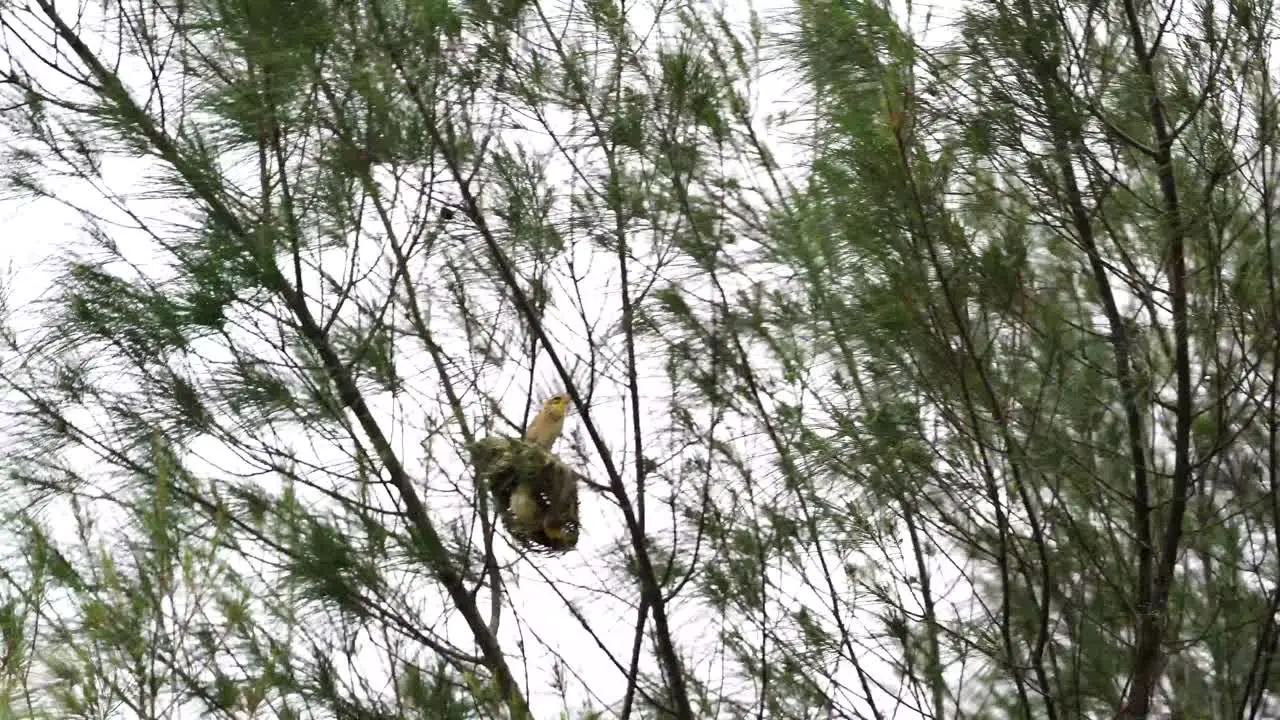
[542,393,572,419]
[542,522,577,547]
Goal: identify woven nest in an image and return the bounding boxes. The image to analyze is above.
[468,436,581,553]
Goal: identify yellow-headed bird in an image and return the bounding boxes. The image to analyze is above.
[524,394,572,451]
[504,393,579,547]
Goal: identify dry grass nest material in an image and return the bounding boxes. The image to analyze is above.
[468,436,582,553]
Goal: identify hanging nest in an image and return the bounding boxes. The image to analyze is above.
[468,436,581,553]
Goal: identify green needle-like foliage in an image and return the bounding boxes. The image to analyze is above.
[4,0,1280,715]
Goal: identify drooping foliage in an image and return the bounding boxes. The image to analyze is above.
[1,0,1280,716]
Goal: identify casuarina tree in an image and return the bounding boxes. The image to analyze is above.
[2,0,1280,716]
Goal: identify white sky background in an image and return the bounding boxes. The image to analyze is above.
[0,0,1057,718]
